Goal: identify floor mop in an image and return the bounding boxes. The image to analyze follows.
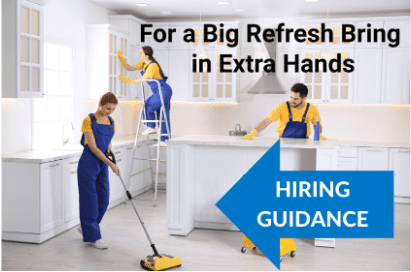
[106,151,182,271]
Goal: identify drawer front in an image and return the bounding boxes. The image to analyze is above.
[337,157,358,170]
[338,146,358,158]
[67,155,81,170]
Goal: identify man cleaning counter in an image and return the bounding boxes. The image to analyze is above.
[242,83,326,140]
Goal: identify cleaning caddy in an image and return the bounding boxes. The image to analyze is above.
[241,235,296,262]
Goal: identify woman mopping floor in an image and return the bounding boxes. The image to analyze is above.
[119,46,172,147]
[77,92,120,249]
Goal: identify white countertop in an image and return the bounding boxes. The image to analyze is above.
[168,135,339,149]
[2,136,149,164]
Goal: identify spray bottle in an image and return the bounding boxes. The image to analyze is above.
[314,116,320,141]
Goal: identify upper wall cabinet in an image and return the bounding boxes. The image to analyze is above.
[86,24,130,100]
[2,0,44,98]
[382,20,409,48]
[109,15,150,49]
[149,25,189,50]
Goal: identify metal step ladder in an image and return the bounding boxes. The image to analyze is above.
[127,79,171,207]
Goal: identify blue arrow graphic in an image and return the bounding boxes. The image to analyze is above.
[216,140,394,270]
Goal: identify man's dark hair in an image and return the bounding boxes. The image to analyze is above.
[291,83,308,98]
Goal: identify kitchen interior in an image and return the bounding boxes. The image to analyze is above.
[2,0,410,270]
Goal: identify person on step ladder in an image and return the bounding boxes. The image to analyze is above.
[118,46,172,147]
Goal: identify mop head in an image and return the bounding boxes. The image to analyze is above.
[140,254,182,271]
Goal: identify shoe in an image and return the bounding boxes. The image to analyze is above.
[89,239,108,249]
[77,225,82,235]
[142,127,157,135]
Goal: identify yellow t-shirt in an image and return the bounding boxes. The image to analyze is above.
[135,60,163,80]
[267,102,321,137]
[81,116,115,146]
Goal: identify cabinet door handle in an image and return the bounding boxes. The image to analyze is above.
[114,151,121,154]
[71,170,77,174]
[399,150,411,153]
[367,149,383,152]
[70,161,79,164]
[117,159,122,162]
[126,147,133,150]
[49,164,60,167]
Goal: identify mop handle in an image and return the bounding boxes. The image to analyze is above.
[105,151,161,257]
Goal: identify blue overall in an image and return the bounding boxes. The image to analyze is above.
[142,62,172,141]
[281,102,310,138]
[77,114,114,242]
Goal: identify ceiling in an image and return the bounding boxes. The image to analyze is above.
[88,0,410,21]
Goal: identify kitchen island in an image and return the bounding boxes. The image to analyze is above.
[166,135,339,248]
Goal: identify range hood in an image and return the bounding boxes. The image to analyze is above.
[248,39,287,94]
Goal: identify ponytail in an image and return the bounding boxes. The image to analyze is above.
[142,46,166,78]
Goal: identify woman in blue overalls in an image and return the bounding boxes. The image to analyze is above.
[123,46,172,147]
[77,92,120,249]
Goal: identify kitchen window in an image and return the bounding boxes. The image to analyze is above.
[31,43,73,149]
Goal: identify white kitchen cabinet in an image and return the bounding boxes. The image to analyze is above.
[151,49,190,102]
[109,15,149,48]
[2,158,74,243]
[354,46,409,105]
[383,20,410,48]
[389,148,410,197]
[150,25,189,50]
[169,51,190,101]
[300,22,327,49]
[337,157,358,170]
[358,147,389,171]
[353,48,383,104]
[40,161,64,232]
[86,24,130,100]
[108,148,126,209]
[326,22,355,49]
[128,45,143,100]
[380,47,410,105]
[129,145,153,196]
[2,0,44,98]
[353,21,385,48]
[190,49,238,102]
[301,48,354,104]
[188,24,238,50]
[63,156,80,223]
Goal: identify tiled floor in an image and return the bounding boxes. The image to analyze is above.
[2,190,410,271]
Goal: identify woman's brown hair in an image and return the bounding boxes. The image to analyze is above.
[99,92,119,106]
[142,46,165,78]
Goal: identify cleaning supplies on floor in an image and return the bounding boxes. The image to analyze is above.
[241,235,296,262]
[314,116,320,141]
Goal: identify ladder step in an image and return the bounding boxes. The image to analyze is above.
[139,120,165,123]
[134,158,167,162]
[148,134,170,136]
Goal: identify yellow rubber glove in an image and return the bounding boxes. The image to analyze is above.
[118,50,129,68]
[119,75,136,83]
[240,129,258,140]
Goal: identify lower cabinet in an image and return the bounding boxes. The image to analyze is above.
[129,144,153,196]
[337,157,358,170]
[339,145,410,201]
[63,159,80,223]
[40,161,64,233]
[358,147,389,170]
[389,148,411,197]
[3,158,77,243]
